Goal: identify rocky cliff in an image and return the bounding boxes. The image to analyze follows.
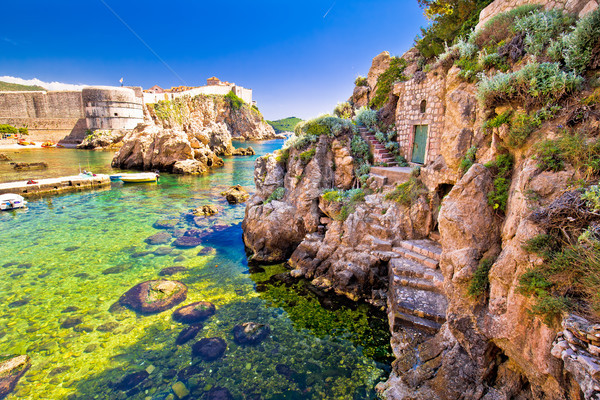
[244,5,600,399]
[111,94,276,173]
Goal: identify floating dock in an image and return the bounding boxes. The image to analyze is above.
[0,174,111,197]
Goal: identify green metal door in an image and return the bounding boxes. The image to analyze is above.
[411,125,428,164]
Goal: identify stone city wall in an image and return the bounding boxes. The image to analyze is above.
[82,86,144,131]
[0,91,86,142]
[142,85,253,106]
[476,0,598,30]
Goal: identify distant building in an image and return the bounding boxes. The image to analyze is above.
[142,78,253,105]
[144,85,164,94]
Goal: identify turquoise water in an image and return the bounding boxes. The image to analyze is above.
[0,142,390,399]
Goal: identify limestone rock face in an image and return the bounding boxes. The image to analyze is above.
[112,94,273,173]
[349,51,392,107]
[0,355,31,399]
[440,66,478,171]
[77,129,127,150]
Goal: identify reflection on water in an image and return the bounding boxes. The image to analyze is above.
[0,141,390,399]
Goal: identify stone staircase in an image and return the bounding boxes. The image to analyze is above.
[388,239,447,333]
[357,126,398,166]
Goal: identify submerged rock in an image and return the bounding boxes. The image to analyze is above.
[0,154,10,162]
[173,301,216,324]
[221,185,249,204]
[153,219,178,230]
[176,324,203,345]
[102,265,127,275]
[60,317,82,329]
[0,355,31,399]
[144,231,172,245]
[172,236,202,248]
[114,370,149,391]
[119,280,187,314]
[11,162,47,170]
[193,205,219,217]
[153,246,173,256]
[63,246,80,252]
[159,266,187,276]
[232,322,270,345]
[192,337,227,361]
[207,387,234,400]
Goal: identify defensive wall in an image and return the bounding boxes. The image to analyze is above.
[0,87,144,144]
[142,84,253,105]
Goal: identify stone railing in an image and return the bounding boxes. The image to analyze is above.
[552,314,600,398]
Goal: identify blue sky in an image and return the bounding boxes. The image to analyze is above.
[0,1,427,120]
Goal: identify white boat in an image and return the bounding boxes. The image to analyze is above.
[0,194,27,211]
[119,172,159,183]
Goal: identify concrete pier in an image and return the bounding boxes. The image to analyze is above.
[0,174,111,197]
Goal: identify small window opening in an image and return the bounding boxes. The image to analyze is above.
[420,100,427,113]
[114,113,118,117]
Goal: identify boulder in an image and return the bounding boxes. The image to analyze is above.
[192,337,227,361]
[172,302,216,324]
[11,162,47,170]
[0,355,31,399]
[144,231,172,245]
[158,266,187,276]
[77,129,126,150]
[193,205,219,217]
[232,322,271,345]
[232,146,256,156]
[153,219,178,229]
[119,280,187,314]
[221,185,249,204]
[172,236,202,248]
[114,371,149,391]
[206,387,234,400]
[175,324,203,345]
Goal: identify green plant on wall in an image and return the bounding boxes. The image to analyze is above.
[369,57,408,110]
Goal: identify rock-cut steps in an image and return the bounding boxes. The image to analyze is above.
[388,239,447,333]
[357,126,398,166]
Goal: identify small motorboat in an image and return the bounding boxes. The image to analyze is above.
[109,174,123,182]
[41,141,56,148]
[0,194,27,211]
[119,172,159,183]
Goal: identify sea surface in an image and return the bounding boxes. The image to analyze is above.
[0,141,391,399]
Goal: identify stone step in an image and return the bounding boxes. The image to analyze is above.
[366,235,393,252]
[390,285,447,324]
[399,239,442,262]
[368,223,391,238]
[391,311,442,333]
[390,257,444,287]
[392,247,438,269]
[370,166,411,185]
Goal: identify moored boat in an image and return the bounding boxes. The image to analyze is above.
[119,172,159,183]
[0,194,27,211]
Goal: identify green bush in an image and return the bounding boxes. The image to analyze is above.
[275,148,290,164]
[459,146,477,173]
[582,185,600,211]
[0,124,18,134]
[369,57,408,109]
[354,106,378,130]
[396,155,409,167]
[225,91,244,110]
[520,232,600,323]
[18,127,28,135]
[322,188,366,221]
[470,4,541,49]
[374,131,386,143]
[477,62,583,109]
[561,8,600,74]
[350,134,370,160]
[483,110,512,132]
[265,187,285,204]
[485,153,513,212]
[507,111,540,148]
[415,0,494,59]
[295,115,355,139]
[385,177,428,206]
[333,102,353,119]
[456,55,483,82]
[299,148,316,164]
[534,131,600,178]
[468,258,494,297]
[514,9,575,56]
[355,76,368,87]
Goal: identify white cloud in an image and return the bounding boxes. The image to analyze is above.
[0,76,89,91]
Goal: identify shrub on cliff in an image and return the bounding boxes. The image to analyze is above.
[477,62,583,109]
[0,124,18,134]
[415,0,494,58]
[550,8,600,74]
[513,9,575,56]
[534,130,600,179]
[354,76,368,87]
[225,91,244,110]
[333,102,353,119]
[485,153,513,212]
[384,176,428,206]
[322,188,366,221]
[354,107,378,130]
[470,4,540,49]
[369,57,408,109]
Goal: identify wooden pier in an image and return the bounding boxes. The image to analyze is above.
[0,174,111,197]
